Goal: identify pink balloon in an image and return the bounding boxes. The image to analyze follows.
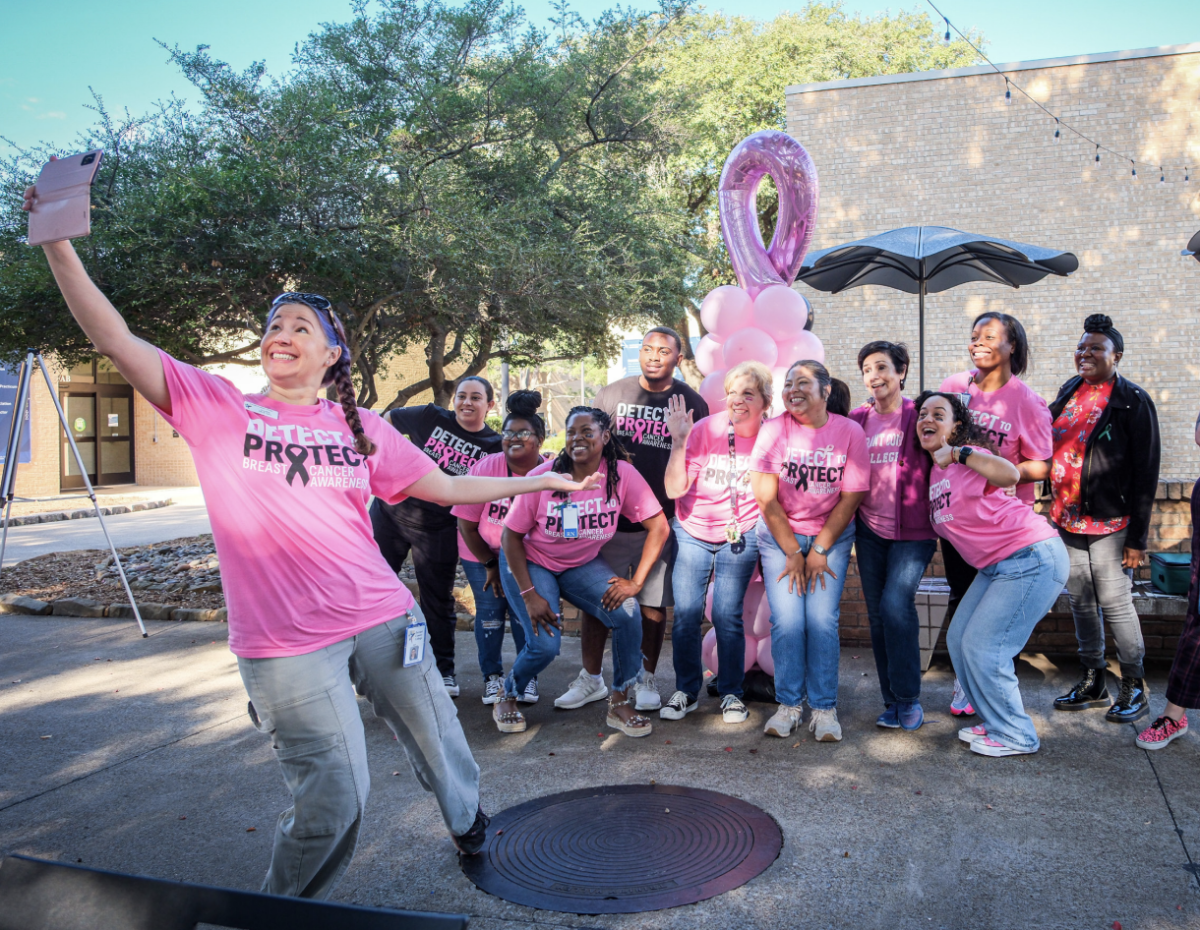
[722,327,778,369]
[699,370,728,410]
[704,581,715,620]
[752,285,809,342]
[742,580,764,626]
[778,330,825,367]
[695,335,725,377]
[718,131,820,298]
[756,636,775,676]
[750,593,773,639]
[700,286,753,341]
[702,627,718,675]
[743,634,758,672]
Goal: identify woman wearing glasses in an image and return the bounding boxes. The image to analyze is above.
[659,361,773,726]
[371,374,501,698]
[453,390,548,705]
[28,215,599,897]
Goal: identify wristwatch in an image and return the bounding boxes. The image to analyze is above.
[812,543,829,556]
[956,445,975,465]
[484,557,499,569]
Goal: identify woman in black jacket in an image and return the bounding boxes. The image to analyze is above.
[1049,314,1160,723]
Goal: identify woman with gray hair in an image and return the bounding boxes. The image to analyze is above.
[661,361,773,725]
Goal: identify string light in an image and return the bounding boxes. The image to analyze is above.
[926,0,1189,182]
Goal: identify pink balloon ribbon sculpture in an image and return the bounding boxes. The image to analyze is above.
[696,130,821,685]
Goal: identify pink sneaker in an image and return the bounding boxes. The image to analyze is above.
[950,678,975,717]
[958,724,987,744]
[1135,714,1188,750]
[970,735,1037,757]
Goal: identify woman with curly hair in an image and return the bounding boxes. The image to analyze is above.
[498,407,670,736]
[916,391,1068,757]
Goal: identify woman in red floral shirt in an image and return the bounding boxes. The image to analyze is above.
[1048,314,1160,723]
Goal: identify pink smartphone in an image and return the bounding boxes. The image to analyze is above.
[26,149,104,246]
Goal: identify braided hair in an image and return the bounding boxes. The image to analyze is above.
[504,390,546,440]
[266,296,376,457]
[552,406,624,503]
[1083,313,1124,353]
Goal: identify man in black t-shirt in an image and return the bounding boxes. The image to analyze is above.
[553,327,710,714]
[370,377,501,696]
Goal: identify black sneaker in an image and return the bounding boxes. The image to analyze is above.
[1106,676,1149,723]
[442,674,460,697]
[452,806,491,856]
[1053,667,1110,710]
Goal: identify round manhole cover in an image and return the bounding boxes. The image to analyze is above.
[460,784,782,914]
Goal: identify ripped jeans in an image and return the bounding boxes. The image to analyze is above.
[237,606,479,899]
[461,558,526,679]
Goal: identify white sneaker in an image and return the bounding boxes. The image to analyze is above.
[809,707,843,742]
[554,669,609,709]
[442,674,460,697]
[482,674,503,705]
[764,704,803,737]
[660,691,698,720]
[721,694,749,724]
[519,677,539,705]
[635,673,662,711]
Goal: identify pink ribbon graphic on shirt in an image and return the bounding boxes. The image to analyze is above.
[630,419,648,445]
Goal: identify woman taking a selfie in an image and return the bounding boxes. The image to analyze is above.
[916,391,1068,757]
[453,390,548,706]
[660,361,773,725]
[939,312,1052,717]
[751,360,869,742]
[26,186,599,897]
[850,342,937,731]
[498,407,669,737]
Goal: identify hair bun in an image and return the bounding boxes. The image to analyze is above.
[507,389,543,418]
[1084,313,1114,333]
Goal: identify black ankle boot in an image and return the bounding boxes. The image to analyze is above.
[1106,676,1150,723]
[1053,667,1111,710]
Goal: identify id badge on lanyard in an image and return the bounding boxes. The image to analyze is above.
[402,613,427,667]
[561,501,580,539]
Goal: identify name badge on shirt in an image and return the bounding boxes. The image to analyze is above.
[244,400,279,420]
[403,619,427,667]
[561,502,580,539]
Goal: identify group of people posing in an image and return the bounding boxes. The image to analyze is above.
[30,175,1197,897]
[381,311,1177,762]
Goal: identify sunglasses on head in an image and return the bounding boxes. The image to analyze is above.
[271,292,337,319]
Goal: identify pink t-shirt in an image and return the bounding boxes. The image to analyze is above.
[749,413,871,536]
[929,463,1058,568]
[504,459,662,573]
[858,407,904,539]
[152,351,438,658]
[451,452,512,562]
[676,412,761,544]
[939,372,1052,505]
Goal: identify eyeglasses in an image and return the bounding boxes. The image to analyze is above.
[502,429,537,441]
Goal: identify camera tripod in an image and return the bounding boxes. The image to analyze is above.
[0,350,145,636]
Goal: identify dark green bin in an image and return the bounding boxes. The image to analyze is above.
[1149,552,1191,596]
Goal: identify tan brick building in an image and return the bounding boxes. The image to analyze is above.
[786,43,1200,479]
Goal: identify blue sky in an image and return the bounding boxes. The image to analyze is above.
[2,0,1197,151]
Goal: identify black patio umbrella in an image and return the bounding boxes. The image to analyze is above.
[796,226,1079,390]
[1184,229,1200,263]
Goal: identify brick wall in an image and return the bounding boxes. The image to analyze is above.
[132,393,198,487]
[785,46,1200,479]
[11,359,62,500]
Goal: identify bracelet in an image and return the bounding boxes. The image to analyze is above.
[519,585,536,596]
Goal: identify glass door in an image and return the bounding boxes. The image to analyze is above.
[98,395,134,484]
[61,393,96,490]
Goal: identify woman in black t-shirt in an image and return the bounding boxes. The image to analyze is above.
[371,376,501,696]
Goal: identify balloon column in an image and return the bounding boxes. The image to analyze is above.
[697,129,820,682]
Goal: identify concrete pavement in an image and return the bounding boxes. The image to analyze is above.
[1,489,210,565]
[1,617,1197,929]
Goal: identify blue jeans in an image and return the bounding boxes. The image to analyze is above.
[854,517,938,705]
[500,553,644,700]
[461,558,526,679]
[947,537,1070,752]
[758,519,855,709]
[670,521,760,700]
